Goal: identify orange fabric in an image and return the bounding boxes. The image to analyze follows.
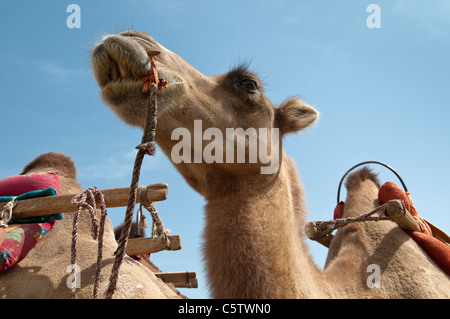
[378,181,411,212]
[405,191,433,235]
[378,182,432,236]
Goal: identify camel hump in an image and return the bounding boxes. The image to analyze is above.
[21,152,77,180]
[344,167,381,192]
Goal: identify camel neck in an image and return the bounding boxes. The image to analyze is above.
[202,164,322,298]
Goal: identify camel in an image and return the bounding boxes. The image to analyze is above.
[91,30,450,298]
[0,152,183,299]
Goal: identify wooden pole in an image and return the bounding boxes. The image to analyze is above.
[384,199,421,232]
[125,235,182,255]
[4,183,168,219]
[304,223,334,248]
[155,271,198,288]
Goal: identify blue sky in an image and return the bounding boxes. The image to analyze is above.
[1,1,449,299]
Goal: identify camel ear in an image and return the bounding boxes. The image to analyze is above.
[276,98,318,135]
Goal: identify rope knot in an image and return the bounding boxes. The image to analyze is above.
[136,141,156,156]
[144,203,171,249]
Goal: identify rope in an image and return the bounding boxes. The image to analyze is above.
[104,52,165,298]
[104,83,159,299]
[70,187,108,299]
[311,204,392,239]
[0,197,17,227]
[144,202,171,249]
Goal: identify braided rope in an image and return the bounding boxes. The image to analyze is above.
[311,204,391,239]
[70,187,108,299]
[145,202,171,249]
[104,84,158,299]
[70,205,80,299]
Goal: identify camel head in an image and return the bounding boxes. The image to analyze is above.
[91,31,318,196]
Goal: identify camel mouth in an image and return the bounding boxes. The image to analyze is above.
[91,34,184,92]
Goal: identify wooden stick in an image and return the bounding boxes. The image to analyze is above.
[125,235,181,255]
[385,199,421,232]
[5,183,168,219]
[304,222,334,248]
[155,271,198,288]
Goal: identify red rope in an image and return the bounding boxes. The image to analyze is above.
[143,56,168,92]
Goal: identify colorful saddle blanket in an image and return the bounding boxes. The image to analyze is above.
[0,173,61,271]
[0,220,56,271]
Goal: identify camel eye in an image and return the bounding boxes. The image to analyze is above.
[236,78,259,93]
